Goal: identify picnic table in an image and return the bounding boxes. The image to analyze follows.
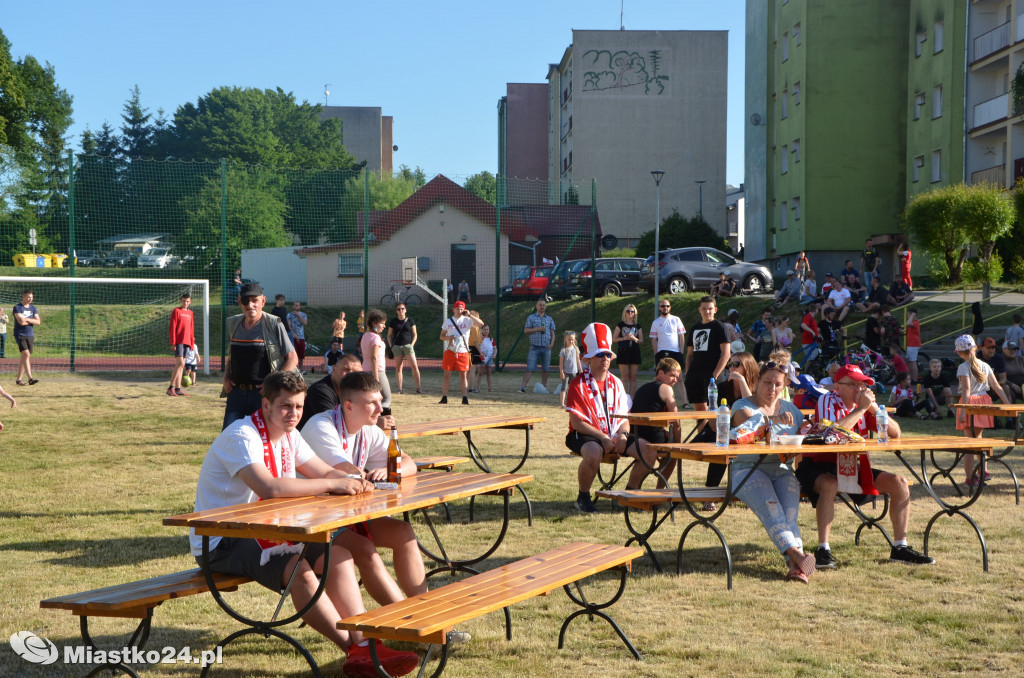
[398,413,545,524]
[953,402,1024,503]
[164,470,532,677]
[650,435,998,585]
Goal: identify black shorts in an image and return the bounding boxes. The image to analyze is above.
[565,430,603,456]
[15,336,33,353]
[794,460,885,507]
[654,350,685,368]
[634,427,669,445]
[198,536,328,593]
[469,346,482,365]
[683,371,714,405]
[173,343,189,357]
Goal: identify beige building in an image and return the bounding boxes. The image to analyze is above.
[294,176,537,306]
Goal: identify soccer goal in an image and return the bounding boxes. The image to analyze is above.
[0,276,209,375]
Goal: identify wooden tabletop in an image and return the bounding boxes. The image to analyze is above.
[397,414,546,439]
[652,435,996,462]
[614,409,814,427]
[164,471,532,544]
[953,403,1024,417]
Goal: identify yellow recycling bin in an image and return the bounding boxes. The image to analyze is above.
[12,253,50,267]
[49,253,68,268]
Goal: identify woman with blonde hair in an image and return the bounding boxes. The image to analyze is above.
[954,334,1010,487]
[612,303,643,394]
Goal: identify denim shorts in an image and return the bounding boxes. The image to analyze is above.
[527,346,551,372]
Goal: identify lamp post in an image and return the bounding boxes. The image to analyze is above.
[695,180,707,220]
[651,170,665,309]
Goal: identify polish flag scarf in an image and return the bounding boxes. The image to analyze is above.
[251,410,306,565]
[565,367,626,435]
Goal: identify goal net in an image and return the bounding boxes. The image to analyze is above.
[0,276,209,375]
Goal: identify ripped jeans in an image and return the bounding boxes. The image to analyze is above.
[731,462,803,557]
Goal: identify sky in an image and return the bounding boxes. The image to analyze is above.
[3,0,747,184]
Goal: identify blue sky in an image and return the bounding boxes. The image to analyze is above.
[3,0,746,183]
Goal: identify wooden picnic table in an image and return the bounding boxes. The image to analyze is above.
[650,435,999,582]
[397,413,545,524]
[164,470,532,677]
[953,402,1023,503]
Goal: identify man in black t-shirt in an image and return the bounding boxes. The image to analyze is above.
[627,357,682,489]
[864,309,882,352]
[856,276,888,314]
[921,358,956,418]
[268,294,289,325]
[683,296,731,411]
[818,307,844,361]
[299,353,396,431]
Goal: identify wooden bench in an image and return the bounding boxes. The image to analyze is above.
[41,568,252,676]
[414,455,472,471]
[597,481,909,584]
[338,542,643,677]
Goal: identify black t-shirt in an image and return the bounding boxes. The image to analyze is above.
[630,380,668,441]
[819,319,843,349]
[865,316,882,351]
[685,320,729,375]
[981,352,1008,375]
[299,375,340,430]
[868,285,888,305]
[922,373,951,394]
[389,316,415,346]
[269,305,289,325]
[325,349,343,366]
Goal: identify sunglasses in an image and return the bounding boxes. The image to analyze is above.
[625,309,636,314]
[728,361,743,368]
[594,352,614,359]
[659,305,671,309]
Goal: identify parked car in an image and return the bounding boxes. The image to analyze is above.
[546,259,586,299]
[75,250,99,267]
[510,265,554,299]
[639,247,773,295]
[565,257,646,297]
[138,247,180,269]
[99,251,136,267]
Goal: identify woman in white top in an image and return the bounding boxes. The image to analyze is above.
[954,334,1010,487]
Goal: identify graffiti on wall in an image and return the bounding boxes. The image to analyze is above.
[581,49,669,95]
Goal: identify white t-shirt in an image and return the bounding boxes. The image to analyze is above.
[442,315,475,353]
[301,408,389,471]
[803,279,817,296]
[650,315,686,353]
[480,337,495,359]
[828,288,851,308]
[190,417,316,556]
[956,360,994,396]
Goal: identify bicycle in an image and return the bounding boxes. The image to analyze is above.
[843,343,894,391]
[380,283,422,306]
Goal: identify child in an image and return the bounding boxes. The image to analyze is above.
[476,324,496,392]
[954,334,1011,486]
[905,308,921,382]
[184,344,200,384]
[0,381,16,432]
[885,344,909,376]
[922,358,956,419]
[324,339,344,374]
[558,331,581,407]
[772,316,794,351]
[890,372,935,420]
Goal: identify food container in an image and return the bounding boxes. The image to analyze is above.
[775,434,806,446]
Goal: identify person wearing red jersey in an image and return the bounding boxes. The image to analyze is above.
[796,364,934,569]
[564,322,630,513]
[168,292,196,397]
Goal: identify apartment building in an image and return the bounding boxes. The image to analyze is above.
[320,106,394,174]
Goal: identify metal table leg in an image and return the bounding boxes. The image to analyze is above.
[79,610,151,678]
[465,428,534,526]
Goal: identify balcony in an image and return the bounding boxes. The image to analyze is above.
[973,92,1009,129]
[973,21,1010,62]
[971,164,1006,187]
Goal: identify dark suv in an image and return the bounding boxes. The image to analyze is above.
[639,247,773,295]
[546,259,586,299]
[565,257,646,297]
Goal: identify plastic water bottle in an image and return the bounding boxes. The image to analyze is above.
[876,406,889,444]
[708,378,718,410]
[716,399,730,448]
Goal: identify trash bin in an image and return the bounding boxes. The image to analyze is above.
[12,253,49,267]
[49,253,68,268]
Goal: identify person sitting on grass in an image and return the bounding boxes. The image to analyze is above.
[626,357,683,490]
[800,365,934,569]
[774,270,802,307]
[565,322,630,514]
[729,360,817,583]
[889,371,937,420]
[921,358,956,419]
[301,371,472,646]
[189,370,419,678]
[888,280,915,306]
[711,271,737,298]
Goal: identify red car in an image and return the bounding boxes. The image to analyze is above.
[511,265,553,299]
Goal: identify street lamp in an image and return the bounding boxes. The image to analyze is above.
[651,170,665,309]
[695,180,707,220]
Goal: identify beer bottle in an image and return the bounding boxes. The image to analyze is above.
[387,426,402,484]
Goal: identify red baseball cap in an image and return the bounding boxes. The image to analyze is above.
[833,364,875,386]
[453,300,466,310]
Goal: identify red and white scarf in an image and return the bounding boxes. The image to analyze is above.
[251,410,305,565]
[565,367,625,435]
[331,406,368,470]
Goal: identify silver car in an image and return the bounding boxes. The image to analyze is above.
[640,247,773,295]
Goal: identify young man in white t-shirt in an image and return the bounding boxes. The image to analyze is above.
[824,278,852,321]
[191,370,418,678]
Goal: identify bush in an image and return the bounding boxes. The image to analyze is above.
[634,210,730,258]
[963,252,1004,286]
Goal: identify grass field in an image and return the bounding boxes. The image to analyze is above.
[1,371,1023,677]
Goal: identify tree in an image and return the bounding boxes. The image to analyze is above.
[996,178,1024,282]
[119,85,153,159]
[463,171,496,204]
[903,183,1015,285]
[396,164,426,187]
[634,210,731,258]
[332,170,420,243]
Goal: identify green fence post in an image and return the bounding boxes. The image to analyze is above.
[495,175,502,370]
[67,150,76,373]
[363,169,370,316]
[220,159,228,370]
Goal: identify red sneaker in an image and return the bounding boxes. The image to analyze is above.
[175,388,190,397]
[166,387,178,397]
[343,641,419,678]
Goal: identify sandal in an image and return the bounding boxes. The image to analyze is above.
[786,570,809,584]
[15,380,26,386]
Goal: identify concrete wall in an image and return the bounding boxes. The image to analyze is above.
[504,83,550,205]
[241,246,307,301]
[745,0,770,262]
[321,106,384,172]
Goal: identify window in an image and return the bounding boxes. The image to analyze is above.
[932,85,942,119]
[913,156,925,182]
[781,90,789,119]
[780,202,788,230]
[792,82,801,105]
[931,150,942,183]
[338,253,363,277]
[792,197,801,220]
[793,139,801,162]
[619,259,641,272]
[595,261,615,272]
[781,32,789,62]
[934,21,944,53]
[781,145,789,173]
[915,31,926,57]
[914,92,925,120]
[793,22,801,45]
[673,250,704,262]
[705,250,735,265]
